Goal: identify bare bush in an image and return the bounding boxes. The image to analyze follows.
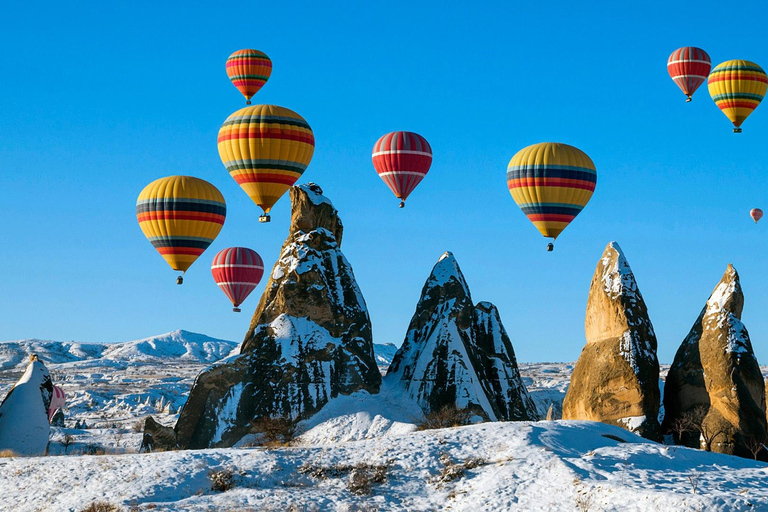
[132,419,144,433]
[80,502,122,512]
[687,470,701,494]
[250,416,297,447]
[82,444,107,456]
[62,433,74,454]
[0,450,17,458]
[746,437,767,460]
[299,461,389,495]
[209,468,235,492]
[430,453,487,486]
[417,405,473,431]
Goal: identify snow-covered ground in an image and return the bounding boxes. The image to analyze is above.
[2,332,768,510]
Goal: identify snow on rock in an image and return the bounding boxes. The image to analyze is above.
[3,420,768,511]
[175,184,381,449]
[563,242,661,440]
[387,252,537,421]
[663,264,766,458]
[0,357,53,455]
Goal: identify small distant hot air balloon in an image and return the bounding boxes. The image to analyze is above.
[226,49,272,105]
[218,105,315,223]
[751,208,763,223]
[211,247,264,312]
[708,60,767,132]
[48,385,65,423]
[372,131,432,208]
[137,176,226,284]
[667,47,711,101]
[506,143,597,251]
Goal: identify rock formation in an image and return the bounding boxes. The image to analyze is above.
[141,416,177,452]
[175,184,381,449]
[0,355,53,456]
[663,264,766,457]
[562,242,661,440]
[386,252,537,422]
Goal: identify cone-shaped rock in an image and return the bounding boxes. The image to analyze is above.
[0,357,53,456]
[386,252,537,421]
[175,184,381,449]
[663,264,766,457]
[563,242,661,440]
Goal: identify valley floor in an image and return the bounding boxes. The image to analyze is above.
[2,420,766,512]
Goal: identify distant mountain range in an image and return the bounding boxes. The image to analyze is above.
[0,330,399,372]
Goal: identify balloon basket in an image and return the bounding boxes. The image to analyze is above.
[259,214,271,223]
[685,97,692,102]
[246,100,252,105]
[176,276,184,285]
[399,201,405,208]
[546,243,554,252]
[734,128,742,133]
[233,307,241,313]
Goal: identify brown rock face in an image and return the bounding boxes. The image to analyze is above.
[174,184,381,449]
[562,242,661,440]
[662,265,766,458]
[141,416,177,452]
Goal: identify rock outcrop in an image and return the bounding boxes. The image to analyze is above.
[141,416,177,452]
[562,242,661,440]
[0,355,53,456]
[662,265,766,457]
[386,252,537,421]
[175,184,381,449]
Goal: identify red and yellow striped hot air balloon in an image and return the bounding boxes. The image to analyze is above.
[667,47,711,101]
[226,49,272,105]
[211,247,264,312]
[217,104,315,222]
[708,60,767,132]
[372,131,432,208]
[506,143,597,251]
[136,176,226,284]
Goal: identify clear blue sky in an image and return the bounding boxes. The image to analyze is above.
[1,1,767,364]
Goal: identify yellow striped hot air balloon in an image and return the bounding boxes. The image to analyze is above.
[136,176,226,284]
[506,143,596,251]
[217,104,315,222]
[708,60,767,132]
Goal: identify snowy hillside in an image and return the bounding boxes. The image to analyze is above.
[4,420,767,511]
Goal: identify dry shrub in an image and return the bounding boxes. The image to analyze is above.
[249,416,297,447]
[430,453,487,485]
[132,419,145,433]
[299,461,389,495]
[210,468,235,492]
[417,405,473,431]
[80,502,122,512]
[83,444,107,456]
[0,449,17,458]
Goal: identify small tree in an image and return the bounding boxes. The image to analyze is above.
[745,436,767,460]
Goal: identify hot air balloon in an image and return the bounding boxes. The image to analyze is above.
[226,49,272,105]
[48,385,65,423]
[218,104,315,223]
[506,143,596,251]
[667,47,711,101]
[137,176,226,284]
[211,247,264,312]
[372,131,432,207]
[708,60,767,132]
[751,208,763,223]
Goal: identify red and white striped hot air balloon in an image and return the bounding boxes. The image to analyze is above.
[211,247,264,312]
[751,208,763,223]
[372,131,432,208]
[667,47,711,102]
[48,385,65,423]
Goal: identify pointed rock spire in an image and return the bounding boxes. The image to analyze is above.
[387,252,537,421]
[0,358,54,456]
[663,264,766,457]
[563,242,661,440]
[175,184,381,449]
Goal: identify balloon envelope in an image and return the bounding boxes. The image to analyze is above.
[218,105,315,215]
[751,208,763,223]
[226,49,272,103]
[47,385,65,422]
[708,60,767,130]
[211,247,264,310]
[372,131,432,204]
[507,143,596,240]
[667,47,711,100]
[136,176,226,273]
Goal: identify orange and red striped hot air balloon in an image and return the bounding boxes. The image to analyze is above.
[667,47,711,102]
[217,104,315,222]
[226,49,272,105]
[211,247,264,312]
[372,131,433,208]
[708,60,767,132]
[751,208,763,223]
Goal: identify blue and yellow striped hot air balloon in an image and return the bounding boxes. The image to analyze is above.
[217,104,315,222]
[136,176,226,284]
[506,143,596,251]
[708,60,767,133]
